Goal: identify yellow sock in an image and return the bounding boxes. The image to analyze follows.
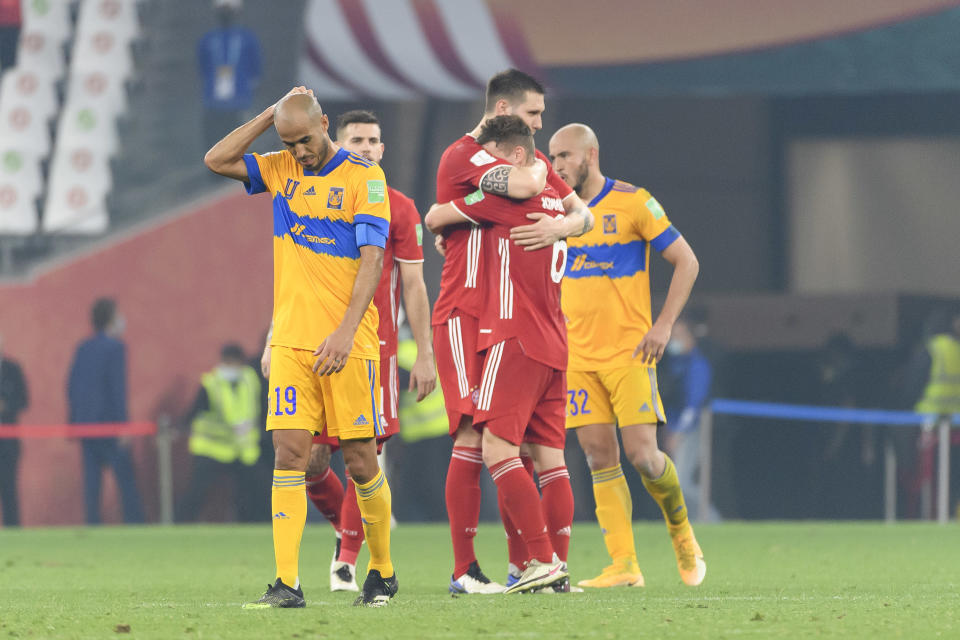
[640,454,689,531]
[272,470,307,587]
[591,464,637,564]
[355,468,394,578]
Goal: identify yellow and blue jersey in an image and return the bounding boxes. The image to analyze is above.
[562,177,679,371]
[243,147,390,360]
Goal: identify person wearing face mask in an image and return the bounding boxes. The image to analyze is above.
[68,298,145,524]
[177,343,261,522]
[660,316,720,523]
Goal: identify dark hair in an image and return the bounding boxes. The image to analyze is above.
[220,342,246,362]
[477,115,535,159]
[335,110,380,139]
[485,69,544,113]
[91,298,116,332]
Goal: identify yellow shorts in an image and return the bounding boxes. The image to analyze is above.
[266,346,384,440]
[565,365,665,429]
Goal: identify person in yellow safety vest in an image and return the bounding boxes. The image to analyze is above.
[910,310,960,519]
[397,337,447,443]
[176,343,262,522]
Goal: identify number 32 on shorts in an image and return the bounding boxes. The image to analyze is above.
[271,385,298,417]
[567,389,591,417]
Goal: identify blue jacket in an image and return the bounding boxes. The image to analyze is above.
[197,26,261,110]
[67,333,127,424]
[663,346,712,434]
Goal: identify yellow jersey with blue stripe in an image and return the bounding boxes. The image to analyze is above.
[243,147,390,360]
[562,177,680,371]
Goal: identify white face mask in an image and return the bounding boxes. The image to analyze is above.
[110,314,126,337]
[666,339,687,356]
[218,365,241,382]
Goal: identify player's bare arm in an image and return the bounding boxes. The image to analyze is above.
[313,244,384,376]
[633,236,699,364]
[261,321,274,377]
[424,202,471,234]
[399,262,437,401]
[480,157,547,199]
[203,86,314,181]
[509,192,595,251]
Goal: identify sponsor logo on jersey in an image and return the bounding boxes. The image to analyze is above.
[327,186,344,209]
[283,178,300,200]
[570,253,614,272]
[464,188,485,205]
[304,185,316,196]
[367,180,386,203]
[415,223,423,246]
[603,214,618,234]
[646,196,666,220]
[353,415,370,426]
[469,149,497,166]
[289,223,336,245]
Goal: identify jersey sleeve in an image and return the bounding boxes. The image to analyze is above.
[633,188,680,252]
[451,189,516,226]
[441,145,513,197]
[390,192,425,263]
[242,151,287,195]
[537,149,574,200]
[351,164,391,240]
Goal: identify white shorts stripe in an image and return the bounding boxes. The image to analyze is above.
[477,341,504,412]
[447,316,469,398]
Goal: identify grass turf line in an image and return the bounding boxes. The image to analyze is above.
[0,522,957,639]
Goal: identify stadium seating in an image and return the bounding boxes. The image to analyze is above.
[0,149,42,234]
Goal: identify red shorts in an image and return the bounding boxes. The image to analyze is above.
[433,312,484,436]
[312,355,397,452]
[472,338,566,449]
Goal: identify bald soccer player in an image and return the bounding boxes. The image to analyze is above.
[204,87,398,608]
[549,123,706,588]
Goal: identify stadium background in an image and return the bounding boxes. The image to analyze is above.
[2,0,960,527]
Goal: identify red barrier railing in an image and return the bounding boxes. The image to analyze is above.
[0,422,157,439]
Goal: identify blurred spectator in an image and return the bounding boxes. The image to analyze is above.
[0,331,28,527]
[660,316,720,522]
[176,343,261,522]
[68,298,145,524]
[196,0,261,151]
[0,0,20,71]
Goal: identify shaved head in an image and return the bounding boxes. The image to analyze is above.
[549,123,601,196]
[551,123,598,153]
[274,93,333,172]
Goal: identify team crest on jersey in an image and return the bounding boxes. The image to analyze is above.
[327,186,344,209]
[283,178,299,200]
[602,214,617,234]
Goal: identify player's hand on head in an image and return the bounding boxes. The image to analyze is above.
[409,354,437,401]
[633,322,671,365]
[312,325,354,376]
[510,212,564,251]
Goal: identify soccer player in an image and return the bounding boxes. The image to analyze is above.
[204,87,397,608]
[426,115,571,594]
[298,109,435,592]
[548,123,706,588]
[434,69,592,594]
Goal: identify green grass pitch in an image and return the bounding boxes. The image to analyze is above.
[1,521,957,639]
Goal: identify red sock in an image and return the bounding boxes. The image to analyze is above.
[489,457,554,563]
[498,485,528,571]
[338,477,364,566]
[306,467,344,531]
[539,466,574,563]
[446,446,483,577]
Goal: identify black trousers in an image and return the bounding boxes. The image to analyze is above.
[0,439,20,527]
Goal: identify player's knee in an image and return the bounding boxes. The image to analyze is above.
[452,417,480,447]
[625,443,664,478]
[274,441,310,471]
[305,444,331,476]
[341,439,378,484]
[579,437,620,470]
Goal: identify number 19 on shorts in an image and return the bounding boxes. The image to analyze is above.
[271,386,297,417]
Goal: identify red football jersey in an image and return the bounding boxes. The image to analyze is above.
[375,186,424,359]
[432,134,573,326]
[451,184,569,371]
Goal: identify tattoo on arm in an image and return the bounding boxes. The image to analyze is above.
[480,165,511,195]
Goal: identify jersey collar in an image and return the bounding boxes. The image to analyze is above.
[304,147,349,177]
[588,176,616,208]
